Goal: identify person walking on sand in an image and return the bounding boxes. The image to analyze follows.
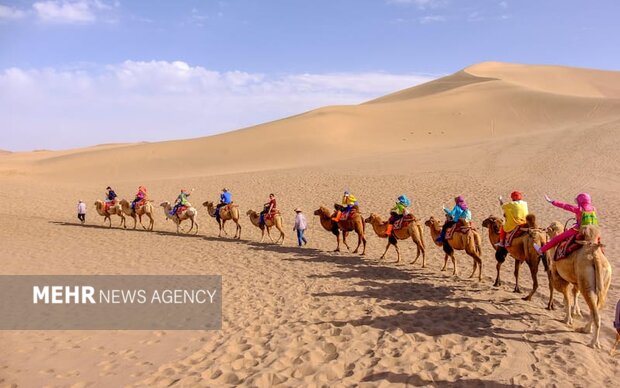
[293,208,308,247]
[77,200,86,224]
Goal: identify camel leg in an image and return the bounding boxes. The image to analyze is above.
[522,260,539,301]
[379,241,390,260]
[468,253,478,279]
[133,216,138,229]
[360,235,367,255]
[193,219,199,235]
[467,253,482,281]
[353,232,362,254]
[342,231,351,251]
[581,291,602,348]
[138,215,147,230]
[274,225,284,244]
[452,254,458,277]
[334,233,341,252]
[494,261,503,287]
[259,227,265,243]
[266,227,275,243]
[441,253,449,271]
[149,214,154,231]
[394,244,400,264]
[546,269,556,310]
[572,287,582,317]
[562,288,574,327]
[513,260,522,293]
[411,238,421,265]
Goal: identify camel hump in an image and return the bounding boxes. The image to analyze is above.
[526,214,537,228]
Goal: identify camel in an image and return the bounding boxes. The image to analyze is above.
[203,201,242,239]
[544,223,611,348]
[481,215,548,301]
[159,201,199,234]
[424,216,483,280]
[314,206,366,255]
[119,199,155,231]
[94,200,126,228]
[246,209,285,244]
[364,213,426,266]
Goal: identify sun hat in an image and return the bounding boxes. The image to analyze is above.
[294,208,302,212]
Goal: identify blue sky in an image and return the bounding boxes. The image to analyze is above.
[1,0,619,151]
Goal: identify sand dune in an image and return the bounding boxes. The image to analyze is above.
[1,62,619,386]
[2,62,619,182]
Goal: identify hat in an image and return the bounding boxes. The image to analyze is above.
[510,191,523,201]
[106,186,112,190]
[294,208,302,212]
[222,188,228,191]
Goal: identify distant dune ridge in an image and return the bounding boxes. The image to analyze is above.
[1,61,619,181]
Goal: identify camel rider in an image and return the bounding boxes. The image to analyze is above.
[105,186,117,205]
[215,188,232,222]
[437,195,472,243]
[170,188,191,216]
[131,186,148,214]
[259,193,277,226]
[496,191,529,247]
[534,192,599,255]
[332,191,358,222]
[385,195,411,236]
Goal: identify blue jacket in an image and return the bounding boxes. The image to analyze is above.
[107,190,117,201]
[443,205,471,222]
[220,191,232,204]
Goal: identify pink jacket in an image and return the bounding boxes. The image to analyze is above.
[551,199,595,228]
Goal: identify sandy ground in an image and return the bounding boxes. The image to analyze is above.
[1,62,619,386]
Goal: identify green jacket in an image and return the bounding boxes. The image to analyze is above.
[176,192,190,206]
[391,202,407,215]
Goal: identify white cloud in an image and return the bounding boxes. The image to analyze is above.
[419,15,446,24]
[0,4,27,19]
[32,0,114,24]
[0,61,437,150]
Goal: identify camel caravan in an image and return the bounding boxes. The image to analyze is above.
[86,186,614,348]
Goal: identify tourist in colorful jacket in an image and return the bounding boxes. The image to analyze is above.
[534,192,598,254]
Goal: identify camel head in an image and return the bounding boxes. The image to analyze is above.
[546,221,564,238]
[246,209,256,216]
[160,201,171,208]
[364,213,379,224]
[314,206,331,218]
[482,215,502,233]
[203,201,213,208]
[424,216,440,228]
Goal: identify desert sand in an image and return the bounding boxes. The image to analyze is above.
[0,62,619,387]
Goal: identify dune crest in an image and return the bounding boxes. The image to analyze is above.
[1,62,619,182]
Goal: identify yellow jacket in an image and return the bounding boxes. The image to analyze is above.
[502,200,528,232]
[342,194,357,206]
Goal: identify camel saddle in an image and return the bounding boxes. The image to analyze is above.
[505,224,527,247]
[446,220,475,240]
[104,200,116,212]
[176,205,189,215]
[340,207,358,221]
[394,214,416,230]
[554,234,583,261]
[265,209,280,220]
